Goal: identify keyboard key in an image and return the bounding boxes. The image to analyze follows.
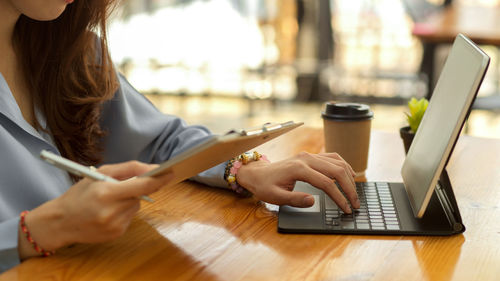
[356,223,370,229]
[386,225,400,230]
[340,221,355,229]
[385,216,398,221]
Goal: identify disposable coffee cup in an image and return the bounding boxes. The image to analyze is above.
[321,102,373,177]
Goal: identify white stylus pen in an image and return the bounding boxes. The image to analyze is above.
[40,150,154,202]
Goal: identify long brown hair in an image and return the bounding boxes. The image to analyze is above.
[13,0,118,169]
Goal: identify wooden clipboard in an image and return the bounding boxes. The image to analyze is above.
[142,121,303,187]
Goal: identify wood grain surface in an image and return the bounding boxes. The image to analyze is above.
[1,127,499,281]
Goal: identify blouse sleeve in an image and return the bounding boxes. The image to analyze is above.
[99,72,227,188]
[0,217,21,272]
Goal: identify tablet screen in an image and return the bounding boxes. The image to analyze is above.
[401,34,489,218]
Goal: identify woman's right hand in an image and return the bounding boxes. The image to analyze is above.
[18,161,173,259]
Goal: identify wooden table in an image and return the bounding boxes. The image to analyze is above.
[2,127,500,280]
[412,3,500,97]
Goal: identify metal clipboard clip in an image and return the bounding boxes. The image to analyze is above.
[225,121,296,136]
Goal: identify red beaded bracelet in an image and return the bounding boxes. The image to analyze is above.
[19,211,55,257]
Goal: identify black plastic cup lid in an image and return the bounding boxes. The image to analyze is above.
[321,102,373,121]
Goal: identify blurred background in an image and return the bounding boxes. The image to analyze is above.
[106,0,500,138]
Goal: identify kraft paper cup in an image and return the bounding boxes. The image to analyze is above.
[322,102,373,177]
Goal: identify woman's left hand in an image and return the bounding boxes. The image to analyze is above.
[236,152,360,214]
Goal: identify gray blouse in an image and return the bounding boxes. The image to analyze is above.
[0,72,227,272]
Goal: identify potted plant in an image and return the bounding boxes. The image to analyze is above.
[400,97,429,154]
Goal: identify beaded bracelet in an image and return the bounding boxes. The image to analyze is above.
[19,211,55,257]
[224,151,269,196]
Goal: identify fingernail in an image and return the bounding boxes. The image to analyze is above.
[302,195,314,206]
[355,198,361,208]
[344,203,352,214]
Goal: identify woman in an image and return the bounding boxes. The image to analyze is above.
[0,0,359,272]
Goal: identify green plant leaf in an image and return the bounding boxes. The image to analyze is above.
[405,97,429,133]
[408,97,419,116]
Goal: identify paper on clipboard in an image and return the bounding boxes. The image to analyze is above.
[141,121,303,187]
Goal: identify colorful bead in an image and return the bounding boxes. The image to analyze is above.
[224,151,270,196]
[19,211,55,257]
[241,153,249,164]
